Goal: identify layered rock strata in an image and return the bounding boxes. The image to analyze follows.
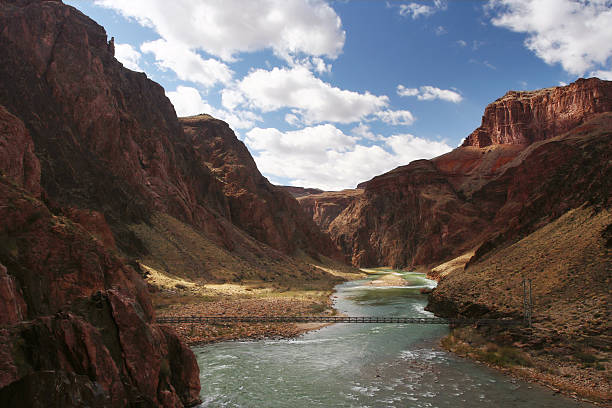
[317,79,612,268]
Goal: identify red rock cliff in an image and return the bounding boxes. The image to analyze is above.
[462,78,612,147]
[181,115,339,259]
[327,79,612,268]
[0,124,200,405]
[297,189,364,231]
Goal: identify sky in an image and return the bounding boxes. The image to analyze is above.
[65,0,612,191]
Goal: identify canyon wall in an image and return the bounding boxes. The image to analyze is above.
[462,78,612,147]
[0,0,339,405]
[181,115,339,260]
[310,78,612,268]
[0,103,200,406]
[0,0,332,263]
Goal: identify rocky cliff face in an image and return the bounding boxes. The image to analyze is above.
[0,0,233,254]
[462,78,612,147]
[297,189,364,231]
[0,1,342,404]
[0,0,332,263]
[0,118,200,405]
[281,186,325,198]
[328,161,487,267]
[322,79,612,268]
[181,115,338,259]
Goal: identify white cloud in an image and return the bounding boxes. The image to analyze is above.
[375,110,416,126]
[351,123,379,141]
[397,85,463,103]
[285,113,301,126]
[385,133,452,159]
[244,125,451,190]
[456,39,468,47]
[115,43,143,71]
[487,0,612,76]
[590,69,612,80]
[398,0,447,19]
[94,0,345,62]
[228,66,389,124]
[141,39,232,87]
[397,85,420,97]
[167,86,261,129]
[483,60,497,70]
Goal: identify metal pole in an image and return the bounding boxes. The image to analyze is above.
[523,278,527,325]
[529,279,533,327]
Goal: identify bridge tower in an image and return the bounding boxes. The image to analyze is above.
[522,278,533,327]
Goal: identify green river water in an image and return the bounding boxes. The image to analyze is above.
[192,271,593,407]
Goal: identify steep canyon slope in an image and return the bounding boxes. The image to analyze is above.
[304,78,611,269]
[0,0,340,405]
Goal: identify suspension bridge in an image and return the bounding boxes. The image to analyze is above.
[156,279,533,327]
[156,315,523,325]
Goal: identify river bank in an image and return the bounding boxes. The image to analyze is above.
[149,261,365,344]
[435,323,611,406]
[425,229,612,408]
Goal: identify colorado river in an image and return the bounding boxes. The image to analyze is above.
[192,271,591,407]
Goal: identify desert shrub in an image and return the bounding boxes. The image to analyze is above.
[575,351,598,364]
[480,346,532,367]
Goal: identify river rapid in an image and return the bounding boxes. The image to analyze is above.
[192,270,592,407]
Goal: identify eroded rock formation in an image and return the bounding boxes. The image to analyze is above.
[315,79,612,268]
[181,115,338,259]
[297,189,363,231]
[462,78,612,147]
[0,149,200,405]
[0,1,342,404]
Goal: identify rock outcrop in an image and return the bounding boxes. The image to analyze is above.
[0,105,41,197]
[296,189,363,231]
[0,85,200,404]
[0,1,342,404]
[322,79,612,268]
[181,115,338,259]
[280,186,325,198]
[329,161,486,267]
[0,164,200,406]
[462,77,612,147]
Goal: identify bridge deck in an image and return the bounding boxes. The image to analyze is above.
[156,316,522,326]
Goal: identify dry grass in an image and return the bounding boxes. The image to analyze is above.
[440,327,611,405]
[149,263,355,344]
[432,205,612,404]
[129,212,348,284]
[429,251,474,280]
[130,213,364,343]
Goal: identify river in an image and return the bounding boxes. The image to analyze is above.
[192,270,592,407]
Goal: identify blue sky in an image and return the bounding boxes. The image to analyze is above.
[65,0,612,190]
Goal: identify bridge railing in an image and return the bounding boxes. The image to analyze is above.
[155,315,522,326]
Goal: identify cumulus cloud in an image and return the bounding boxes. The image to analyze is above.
[141,39,232,87]
[487,0,612,76]
[244,125,451,190]
[115,43,143,71]
[167,86,261,129]
[397,85,463,103]
[375,110,416,126]
[398,0,448,19]
[94,0,345,62]
[226,66,389,124]
[590,69,612,80]
[351,123,380,141]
